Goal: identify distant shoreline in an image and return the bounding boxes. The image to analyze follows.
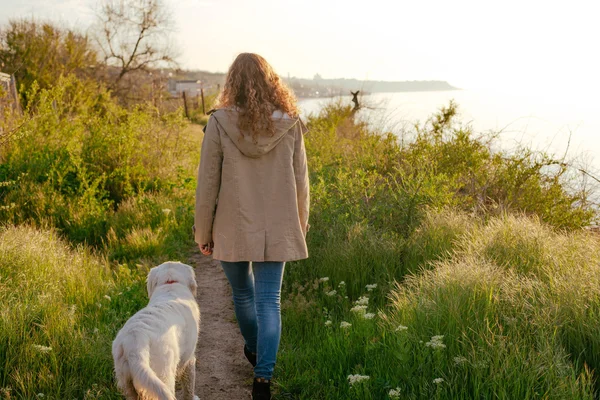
[297,88,461,99]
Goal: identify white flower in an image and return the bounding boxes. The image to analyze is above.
[355,296,369,306]
[104,295,111,301]
[340,321,352,329]
[326,290,337,297]
[325,320,332,326]
[433,377,444,384]
[319,277,329,283]
[365,284,377,291]
[454,356,467,365]
[395,324,408,332]
[162,208,171,215]
[362,313,375,319]
[338,281,346,287]
[97,303,102,308]
[37,394,45,398]
[347,374,369,386]
[350,305,367,313]
[425,335,446,349]
[388,387,402,399]
[32,345,52,353]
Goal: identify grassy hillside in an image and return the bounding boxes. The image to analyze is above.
[0,76,598,399]
[273,102,599,399]
[0,76,200,398]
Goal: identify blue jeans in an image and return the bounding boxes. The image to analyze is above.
[220,261,285,380]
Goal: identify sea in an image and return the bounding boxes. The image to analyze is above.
[298,89,600,173]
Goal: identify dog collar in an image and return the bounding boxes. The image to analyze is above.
[164,280,178,284]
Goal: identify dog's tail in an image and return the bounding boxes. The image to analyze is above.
[113,340,175,400]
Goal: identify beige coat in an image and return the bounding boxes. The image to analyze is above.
[194,108,310,262]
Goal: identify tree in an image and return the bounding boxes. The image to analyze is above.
[94,0,178,96]
[0,19,98,105]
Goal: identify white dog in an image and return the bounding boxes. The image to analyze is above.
[112,262,201,400]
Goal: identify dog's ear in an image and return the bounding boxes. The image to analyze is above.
[147,267,158,298]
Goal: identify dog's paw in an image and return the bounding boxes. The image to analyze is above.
[193,396,200,400]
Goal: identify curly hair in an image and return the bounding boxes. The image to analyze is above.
[216,53,299,139]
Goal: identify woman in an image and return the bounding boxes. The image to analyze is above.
[194,53,310,400]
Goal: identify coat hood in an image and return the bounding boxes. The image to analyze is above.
[211,108,301,158]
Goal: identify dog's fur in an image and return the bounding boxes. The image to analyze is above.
[112,262,200,400]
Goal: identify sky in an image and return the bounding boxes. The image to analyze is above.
[1,0,599,96]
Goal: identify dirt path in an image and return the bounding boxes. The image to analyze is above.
[189,251,253,399]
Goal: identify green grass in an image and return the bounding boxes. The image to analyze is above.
[1,77,599,398]
[273,103,599,399]
[0,225,147,399]
[0,76,200,398]
[276,212,599,399]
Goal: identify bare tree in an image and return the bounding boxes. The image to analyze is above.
[94,0,178,94]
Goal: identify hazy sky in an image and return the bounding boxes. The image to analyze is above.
[1,0,598,95]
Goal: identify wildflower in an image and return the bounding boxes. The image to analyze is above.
[319,277,329,283]
[347,374,369,386]
[93,328,99,334]
[454,356,468,365]
[326,290,337,297]
[340,321,352,329]
[338,281,346,287]
[162,208,171,215]
[365,283,377,291]
[350,305,367,313]
[362,313,375,319]
[355,296,369,306]
[395,324,408,332]
[32,345,52,353]
[325,320,332,326]
[425,335,446,349]
[37,394,45,398]
[388,387,402,399]
[433,378,444,384]
[104,295,111,301]
[97,303,102,309]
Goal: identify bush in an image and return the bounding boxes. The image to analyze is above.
[0,75,198,248]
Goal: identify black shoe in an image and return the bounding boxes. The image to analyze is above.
[252,378,271,400]
[244,345,257,367]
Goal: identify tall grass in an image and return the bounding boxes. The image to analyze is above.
[275,102,599,399]
[277,212,600,399]
[0,76,200,398]
[0,225,147,399]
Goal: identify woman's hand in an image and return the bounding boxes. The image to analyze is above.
[199,242,213,256]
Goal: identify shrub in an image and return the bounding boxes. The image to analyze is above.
[0,75,198,248]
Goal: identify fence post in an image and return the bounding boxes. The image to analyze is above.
[182,91,189,119]
[200,87,206,115]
